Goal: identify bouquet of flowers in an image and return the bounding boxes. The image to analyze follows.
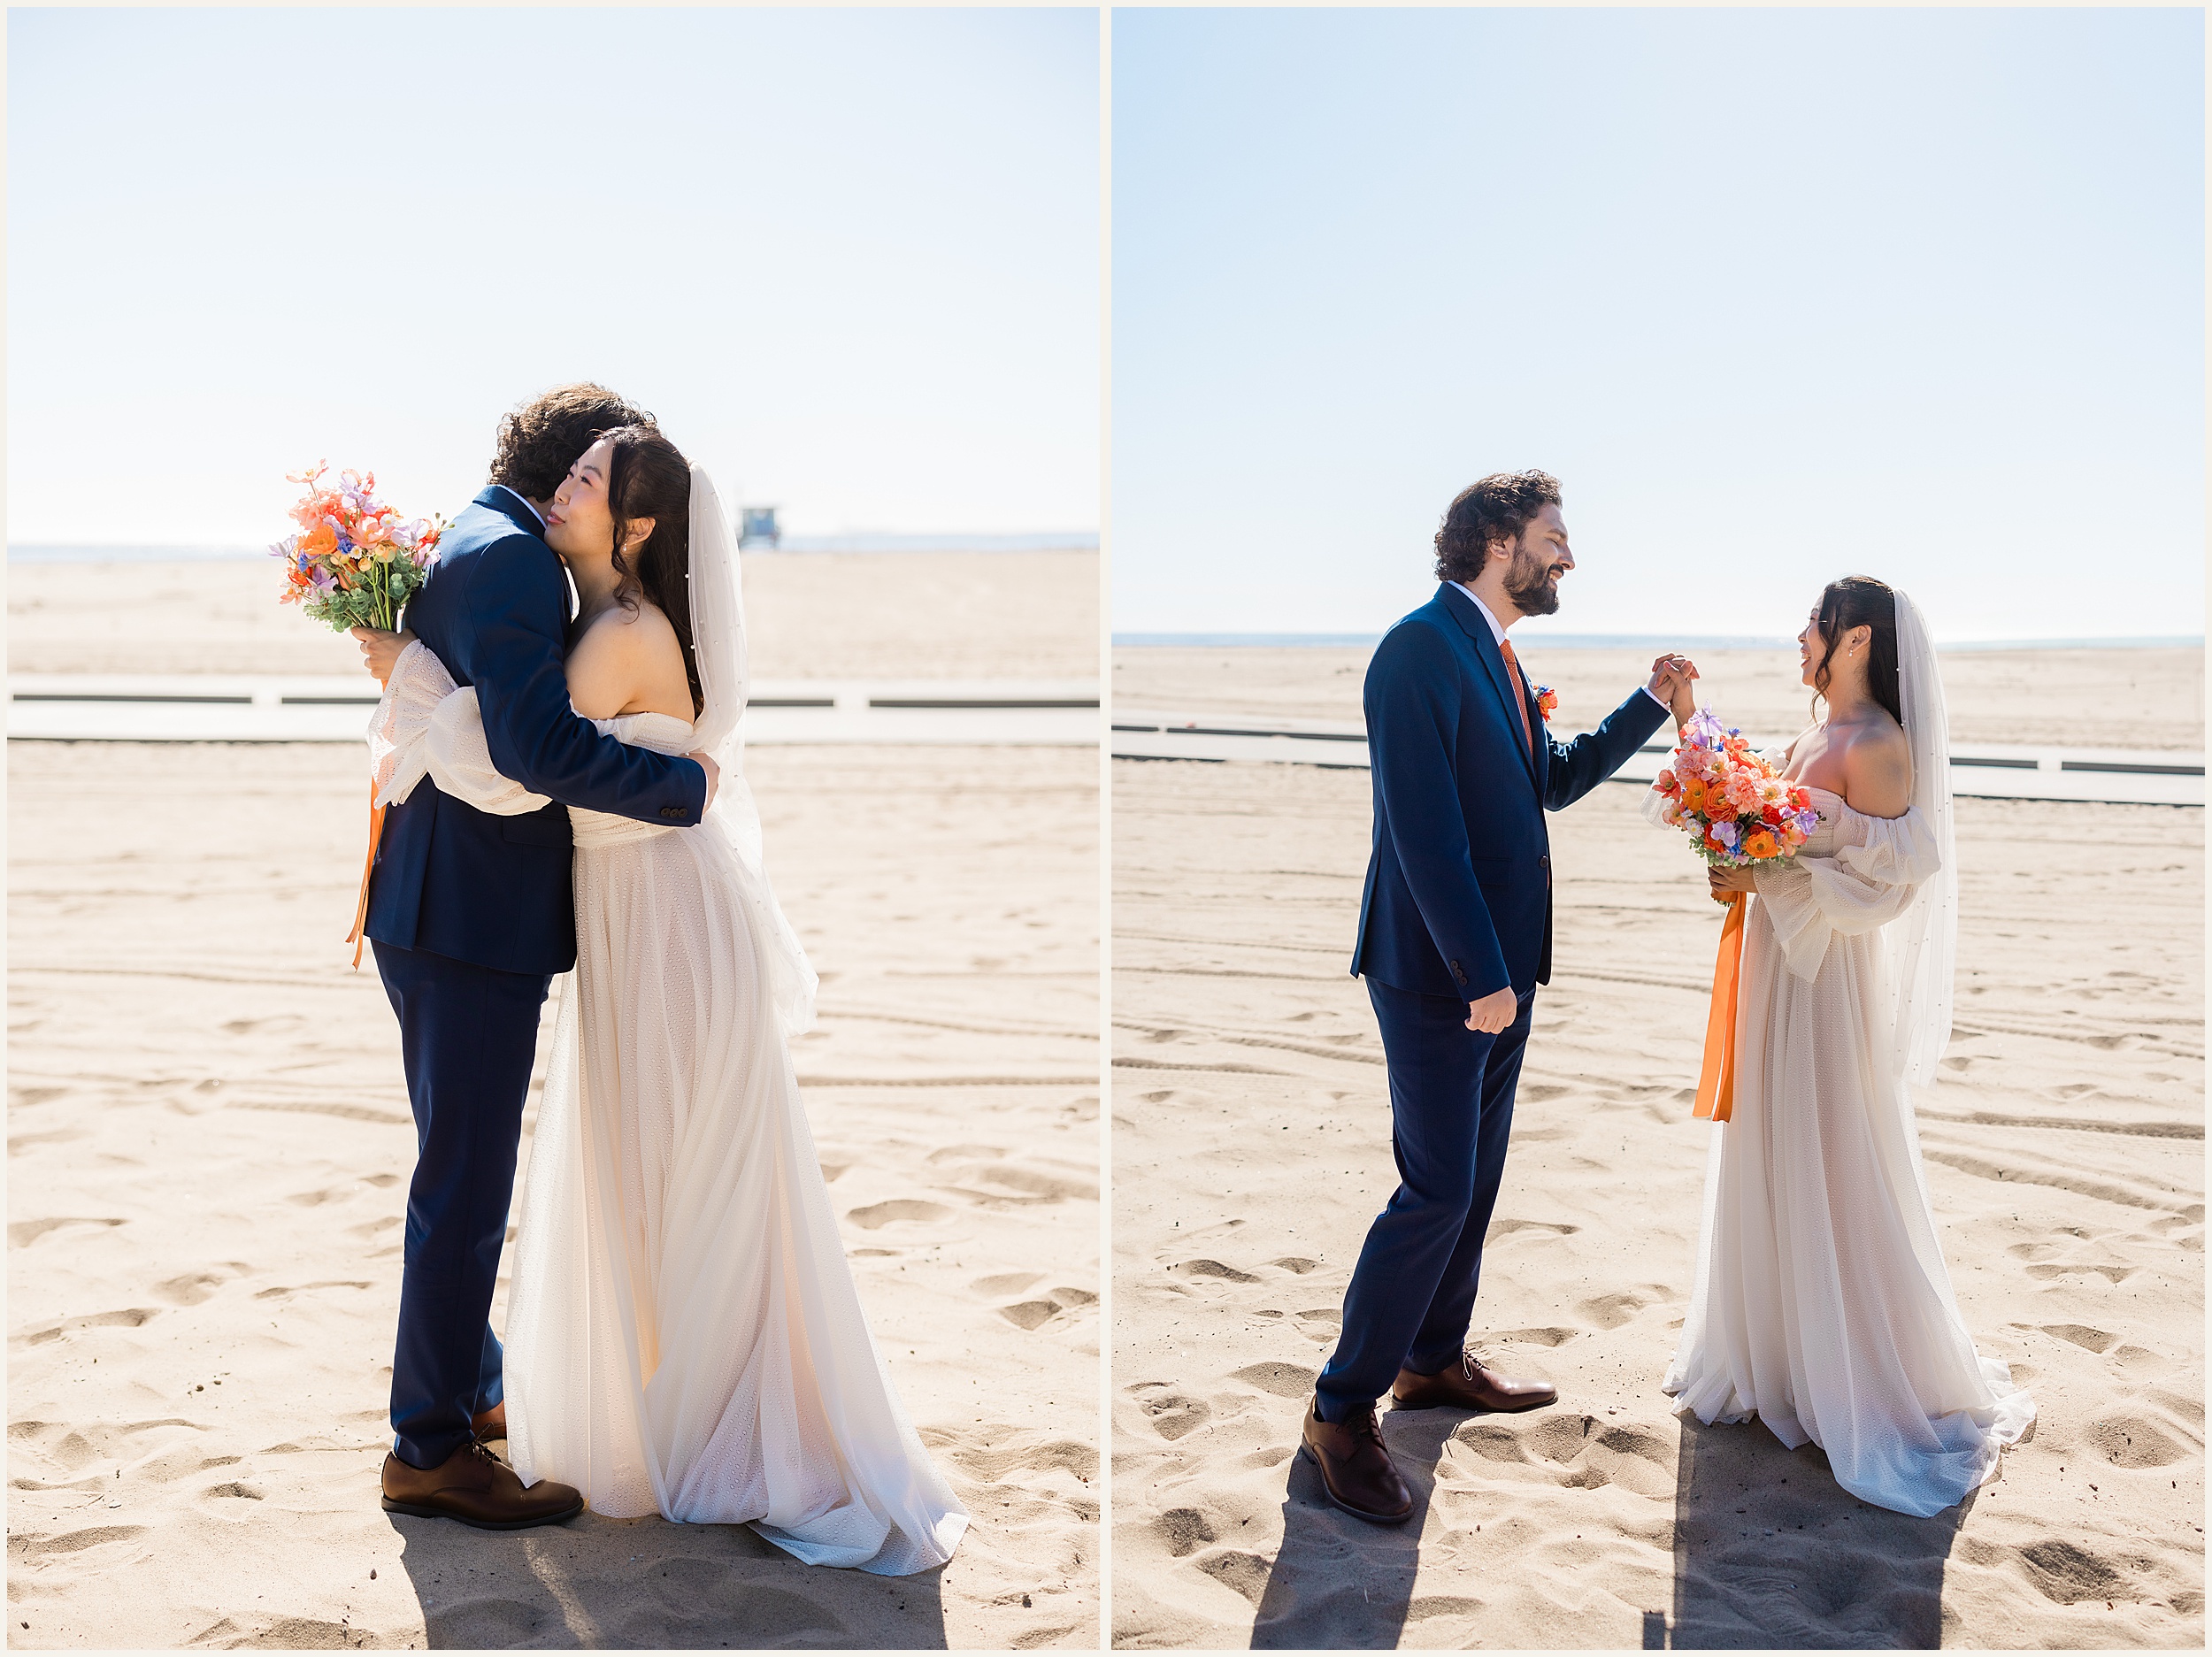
[270,462,445,967]
[1651,706,1817,870]
[1652,708,1818,1125]
[271,463,443,633]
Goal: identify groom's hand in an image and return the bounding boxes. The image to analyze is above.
[689,751,720,810]
[1647,652,1700,725]
[1466,985,1518,1034]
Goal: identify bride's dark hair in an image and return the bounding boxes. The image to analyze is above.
[596,424,703,717]
[1811,575,1902,730]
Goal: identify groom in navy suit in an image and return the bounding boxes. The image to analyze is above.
[1300,471,1695,1523]
[359,385,715,1529]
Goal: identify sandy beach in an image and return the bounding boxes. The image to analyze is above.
[6,551,1102,1649]
[1110,642,2204,1649]
[9,548,1101,682]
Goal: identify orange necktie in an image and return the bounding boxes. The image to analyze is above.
[1497,637,1535,755]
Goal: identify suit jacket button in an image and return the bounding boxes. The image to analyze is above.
[660,806,684,820]
[1540,855,1551,871]
[1450,960,1467,984]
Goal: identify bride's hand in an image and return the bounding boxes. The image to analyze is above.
[1648,652,1700,726]
[1709,864,1757,901]
[349,627,416,686]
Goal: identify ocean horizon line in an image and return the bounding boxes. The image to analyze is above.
[1115,631,2205,652]
[10,533,1100,564]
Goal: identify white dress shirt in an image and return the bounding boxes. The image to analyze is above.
[493,484,548,530]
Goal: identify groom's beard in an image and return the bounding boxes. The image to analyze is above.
[1504,545,1563,617]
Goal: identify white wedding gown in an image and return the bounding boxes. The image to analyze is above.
[1660,784,2034,1517]
[370,644,968,1574]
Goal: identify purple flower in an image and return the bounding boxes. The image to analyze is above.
[1711,818,1740,851]
[1683,706,1726,748]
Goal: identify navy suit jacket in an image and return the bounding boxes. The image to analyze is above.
[364,487,707,976]
[1350,584,1671,1001]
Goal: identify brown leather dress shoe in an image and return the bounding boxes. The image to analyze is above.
[1392,1351,1557,1414]
[1299,1397,1414,1525]
[380,1441,582,1530]
[472,1402,507,1444]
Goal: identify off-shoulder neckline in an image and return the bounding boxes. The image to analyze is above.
[1798,783,1912,824]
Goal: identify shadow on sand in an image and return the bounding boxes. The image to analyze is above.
[388,1498,949,1649]
[1246,1409,1464,1649]
[1657,1415,1968,1649]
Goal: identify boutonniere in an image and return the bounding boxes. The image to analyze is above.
[1534,685,1559,723]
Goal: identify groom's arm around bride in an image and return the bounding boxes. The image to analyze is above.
[360,386,716,1523]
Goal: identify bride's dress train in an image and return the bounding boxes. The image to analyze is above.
[372,648,967,1574]
[1658,785,2033,1517]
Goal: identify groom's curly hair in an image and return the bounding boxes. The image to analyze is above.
[488,383,658,503]
[1433,471,1563,585]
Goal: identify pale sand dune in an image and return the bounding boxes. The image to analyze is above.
[8,548,1099,680]
[6,553,1101,1648]
[1110,647,2203,1649]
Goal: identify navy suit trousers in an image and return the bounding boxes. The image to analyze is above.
[373,940,550,1469]
[1315,977,1535,1422]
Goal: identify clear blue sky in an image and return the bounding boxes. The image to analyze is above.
[9,7,1099,546]
[1112,7,2204,642]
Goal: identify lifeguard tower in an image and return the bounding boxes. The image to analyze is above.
[739,506,781,549]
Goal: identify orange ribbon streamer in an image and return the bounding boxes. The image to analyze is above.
[344,788,386,970]
[1693,892,1747,1123]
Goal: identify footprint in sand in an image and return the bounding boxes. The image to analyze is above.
[1230,1362,1316,1400]
[1164,1259,1258,1285]
[2024,1262,2136,1284]
[1128,1382,1211,1441]
[1576,1287,1664,1331]
[845,1199,954,1231]
[19,1308,158,1347]
[1152,1506,1218,1558]
[153,1264,254,1307]
[972,1271,1045,1297]
[1486,1217,1580,1241]
[2030,1323,2120,1353]
[2017,1538,2131,1606]
[1448,1411,1673,1498]
[251,1281,372,1303]
[998,1287,1097,1331]
[7,1217,124,1250]
[1485,1325,1579,1349]
[12,1525,147,1561]
[944,1164,1097,1206]
[2083,1414,2196,1469]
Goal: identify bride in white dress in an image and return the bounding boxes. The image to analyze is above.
[359,427,967,1574]
[1655,577,2033,1518]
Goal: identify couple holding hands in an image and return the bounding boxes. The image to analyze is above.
[1303,470,2032,1524]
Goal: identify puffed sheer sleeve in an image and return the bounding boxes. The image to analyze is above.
[368,639,551,817]
[1753,806,1941,982]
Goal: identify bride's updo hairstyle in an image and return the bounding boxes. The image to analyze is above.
[599,424,704,717]
[1811,575,1903,730]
